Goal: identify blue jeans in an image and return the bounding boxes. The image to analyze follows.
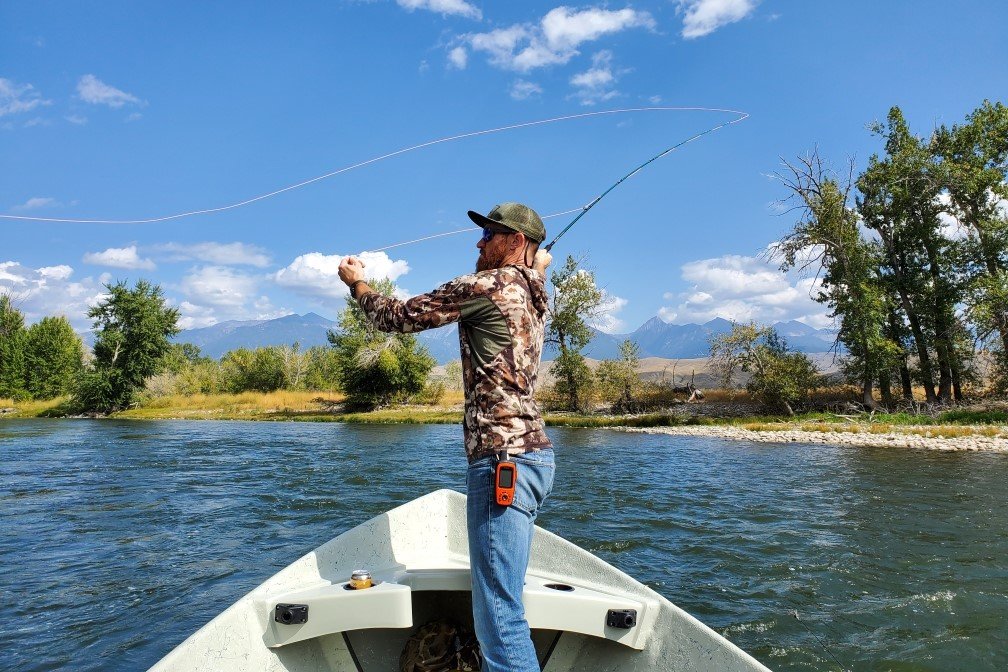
[466,449,555,672]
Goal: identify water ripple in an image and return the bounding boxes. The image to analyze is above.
[1,420,1006,671]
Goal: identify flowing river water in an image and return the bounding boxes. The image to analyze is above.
[1,419,1005,671]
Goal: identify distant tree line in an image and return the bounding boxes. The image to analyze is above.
[774,101,1008,407]
[1,277,440,413]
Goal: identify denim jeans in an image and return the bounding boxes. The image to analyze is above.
[466,449,555,672]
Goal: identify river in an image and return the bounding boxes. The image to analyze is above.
[1,419,1005,671]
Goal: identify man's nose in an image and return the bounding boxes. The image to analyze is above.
[476,238,485,250]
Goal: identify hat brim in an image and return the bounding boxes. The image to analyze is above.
[467,210,514,232]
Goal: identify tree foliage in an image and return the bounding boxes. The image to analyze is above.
[76,280,180,412]
[24,316,84,399]
[596,339,641,412]
[0,294,28,400]
[328,279,435,409]
[709,323,819,415]
[773,153,898,408]
[220,346,287,393]
[775,100,1008,403]
[546,256,603,412]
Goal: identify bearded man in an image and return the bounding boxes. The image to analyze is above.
[338,202,554,672]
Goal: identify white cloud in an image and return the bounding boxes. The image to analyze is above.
[570,50,621,105]
[397,0,481,20]
[510,79,543,100]
[934,191,968,241]
[180,266,258,308]
[0,261,106,331]
[11,196,58,212]
[77,74,142,108]
[659,253,830,328]
[678,0,758,39]
[175,301,218,330]
[590,290,628,334]
[174,288,288,330]
[151,242,272,268]
[274,251,410,301]
[0,78,51,117]
[448,46,468,69]
[65,114,88,125]
[466,7,654,72]
[83,245,156,270]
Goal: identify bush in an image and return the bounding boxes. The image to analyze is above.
[329,279,435,409]
[220,347,287,393]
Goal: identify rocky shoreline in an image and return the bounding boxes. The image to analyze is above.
[624,424,1008,452]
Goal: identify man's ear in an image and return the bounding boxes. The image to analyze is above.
[511,232,527,251]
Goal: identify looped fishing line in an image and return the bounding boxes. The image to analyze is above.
[0,107,748,246]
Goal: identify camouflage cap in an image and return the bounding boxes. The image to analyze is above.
[468,202,546,244]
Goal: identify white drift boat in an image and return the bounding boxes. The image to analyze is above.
[150,489,771,671]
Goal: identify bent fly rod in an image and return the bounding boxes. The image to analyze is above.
[542,109,748,253]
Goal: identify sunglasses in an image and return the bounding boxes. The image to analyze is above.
[480,227,513,243]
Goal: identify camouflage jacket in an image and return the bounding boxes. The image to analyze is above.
[357,264,552,462]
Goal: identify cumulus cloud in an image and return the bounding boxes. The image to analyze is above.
[397,0,481,20]
[658,253,831,328]
[151,241,272,268]
[173,301,218,330]
[510,79,543,100]
[678,0,758,39]
[274,251,410,301]
[0,261,106,331]
[179,266,259,308]
[570,50,621,105]
[0,78,51,117]
[77,74,142,108]
[465,6,654,72]
[448,46,469,69]
[83,245,156,270]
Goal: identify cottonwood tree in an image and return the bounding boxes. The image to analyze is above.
[935,100,1008,387]
[545,256,603,412]
[858,107,964,402]
[76,280,180,412]
[328,278,434,409]
[772,151,897,408]
[0,294,27,400]
[220,347,287,393]
[709,322,819,416]
[24,316,85,399]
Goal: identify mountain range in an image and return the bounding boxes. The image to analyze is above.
[176,312,838,363]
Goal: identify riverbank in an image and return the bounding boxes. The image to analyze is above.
[4,392,1007,450]
[625,423,1008,452]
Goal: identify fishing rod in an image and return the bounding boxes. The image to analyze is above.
[542,111,748,253]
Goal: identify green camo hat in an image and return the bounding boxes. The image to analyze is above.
[468,202,546,244]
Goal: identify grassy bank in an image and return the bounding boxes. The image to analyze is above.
[4,392,1006,439]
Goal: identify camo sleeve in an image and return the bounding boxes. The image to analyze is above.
[356,274,484,333]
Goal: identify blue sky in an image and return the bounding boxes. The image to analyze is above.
[2,1,1006,335]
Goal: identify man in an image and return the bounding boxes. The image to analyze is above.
[337,202,554,672]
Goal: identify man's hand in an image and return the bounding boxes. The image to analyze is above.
[339,256,366,286]
[532,249,552,274]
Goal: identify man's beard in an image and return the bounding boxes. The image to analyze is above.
[476,247,507,272]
